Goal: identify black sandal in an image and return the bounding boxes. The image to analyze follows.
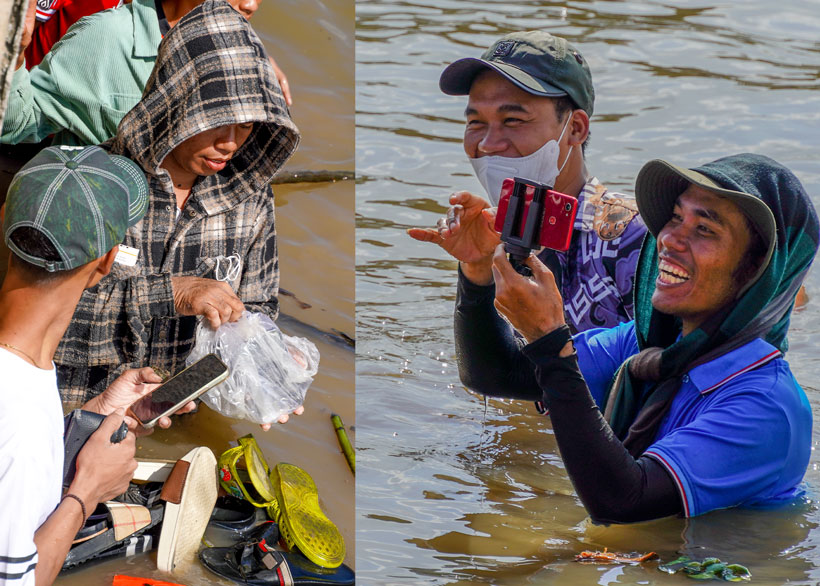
[199,523,355,585]
[115,481,165,508]
[209,495,267,534]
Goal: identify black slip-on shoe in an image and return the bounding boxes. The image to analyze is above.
[199,523,354,585]
[210,495,267,534]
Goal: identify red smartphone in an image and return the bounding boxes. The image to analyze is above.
[494,177,578,252]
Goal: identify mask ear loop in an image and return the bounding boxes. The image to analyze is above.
[214,254,243,283]
[555,112,574,177]
[226,254,242,282]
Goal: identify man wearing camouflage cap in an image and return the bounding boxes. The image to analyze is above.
[0,145,189,583]
[409,31,647,335]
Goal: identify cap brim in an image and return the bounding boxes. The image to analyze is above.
[635,159,776,275]
[439,57,568,98]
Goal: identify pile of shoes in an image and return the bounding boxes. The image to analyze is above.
[62,446,217,572]
[62,500,163,569]
[60,436,355,585]
[206,433,354,584]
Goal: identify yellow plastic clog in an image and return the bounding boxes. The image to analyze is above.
[217,434,277,507]
[266,462,346,569]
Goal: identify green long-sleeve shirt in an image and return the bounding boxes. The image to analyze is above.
[1,0,162,146]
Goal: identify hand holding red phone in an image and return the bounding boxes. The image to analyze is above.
[491,243,568,344]
[493,177,578,279]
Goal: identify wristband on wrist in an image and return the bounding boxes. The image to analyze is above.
[530,324,573,356]
[62,493,87,527]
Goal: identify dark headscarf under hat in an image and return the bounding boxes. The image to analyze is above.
[603,153,819,457]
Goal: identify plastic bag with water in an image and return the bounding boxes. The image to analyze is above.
[186,311,319,424]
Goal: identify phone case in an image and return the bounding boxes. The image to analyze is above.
[494,178,535,238]
[539,189,578,251]
[494,177,578,252]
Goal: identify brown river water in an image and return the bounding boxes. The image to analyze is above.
[1,0,355,583]
[356,1,820,584]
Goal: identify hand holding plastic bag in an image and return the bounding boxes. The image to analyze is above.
[187,311,319,425]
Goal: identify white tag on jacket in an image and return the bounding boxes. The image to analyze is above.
[115,245,140,266]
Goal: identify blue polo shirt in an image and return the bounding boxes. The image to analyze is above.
[574,321,812,517]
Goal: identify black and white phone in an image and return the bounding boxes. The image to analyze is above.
[137,353,229,429]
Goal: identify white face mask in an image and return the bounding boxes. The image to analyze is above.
[468,114,573,205]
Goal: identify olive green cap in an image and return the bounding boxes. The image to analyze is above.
[3,145,149,272]
[439,31,594,116]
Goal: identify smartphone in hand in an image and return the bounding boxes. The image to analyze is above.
[494,177,578,252]
[137,353,229,429]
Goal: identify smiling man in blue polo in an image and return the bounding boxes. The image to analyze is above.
[454,153,818,522]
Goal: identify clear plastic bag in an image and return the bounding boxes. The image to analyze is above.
[186,311,319,424]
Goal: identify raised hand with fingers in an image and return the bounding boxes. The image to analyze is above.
[407,191,500,285]
[491,243,567,345]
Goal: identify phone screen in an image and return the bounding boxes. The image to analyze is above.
[141,354,228,427]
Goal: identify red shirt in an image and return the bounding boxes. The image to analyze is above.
[25,0,121,68]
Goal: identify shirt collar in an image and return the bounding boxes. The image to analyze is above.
[574,176,601,232]
[133,0,163,59]
[688,338,782,395]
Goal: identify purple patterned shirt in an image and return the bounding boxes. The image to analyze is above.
[539,177,647,333]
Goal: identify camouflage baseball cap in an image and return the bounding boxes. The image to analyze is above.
[3,145,149,272]
[439,31,594,116]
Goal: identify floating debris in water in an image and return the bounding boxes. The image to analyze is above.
[330,329,355,348]
[658,556,751,581]
[271,169,354,184]
[331,413,355,475]
[575,547,658,564]
[279,287,312,309]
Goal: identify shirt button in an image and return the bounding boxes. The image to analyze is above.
[165,205,172,212]
[682,374,690,383]
[188,209,195,217]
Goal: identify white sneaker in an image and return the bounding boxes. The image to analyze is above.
[133,458,175,482]
[156,447,218,572]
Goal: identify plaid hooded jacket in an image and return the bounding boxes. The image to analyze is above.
[54,0,300,402]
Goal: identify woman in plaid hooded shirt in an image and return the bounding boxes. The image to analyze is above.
[54,0,300,404]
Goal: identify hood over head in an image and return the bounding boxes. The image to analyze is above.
[111,0,299,199]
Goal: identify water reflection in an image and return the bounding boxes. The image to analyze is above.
[356,0,820,583]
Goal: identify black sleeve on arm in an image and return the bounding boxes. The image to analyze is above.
[453,266,542,401]
[522,337,683,523]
